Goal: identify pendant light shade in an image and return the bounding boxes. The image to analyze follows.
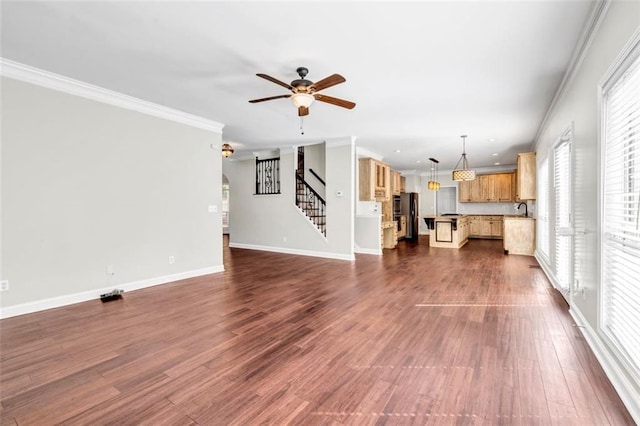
[221,143,234,158]
[428,157,440,190]
[452,135,476,181]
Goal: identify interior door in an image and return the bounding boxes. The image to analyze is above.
[553,131,573,303]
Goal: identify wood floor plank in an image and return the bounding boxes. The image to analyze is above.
[0,237,633,424]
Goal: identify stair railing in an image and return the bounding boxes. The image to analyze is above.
[295,172,326,236]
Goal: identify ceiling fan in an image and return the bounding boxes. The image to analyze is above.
[249,67,356,117]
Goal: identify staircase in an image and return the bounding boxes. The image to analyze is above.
[295,172,326,237]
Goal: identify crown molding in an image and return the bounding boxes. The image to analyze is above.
[0,58,225,134]
[325,136,357,148]
[533,0,610,147]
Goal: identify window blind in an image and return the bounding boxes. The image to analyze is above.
[538,158,550,260]
[602,49,640,377]
[554,139,572,293]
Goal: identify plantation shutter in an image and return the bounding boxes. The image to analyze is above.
[538,158,550,260]
[554,139,572,293]
[602,48,640,375]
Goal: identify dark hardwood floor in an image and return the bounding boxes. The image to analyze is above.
[0,236,634,425]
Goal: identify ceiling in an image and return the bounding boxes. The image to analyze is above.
[0,1,595,173]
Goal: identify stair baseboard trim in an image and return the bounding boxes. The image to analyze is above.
[0,265,224,319]
[228,242,354,261]
[569,307,640,424]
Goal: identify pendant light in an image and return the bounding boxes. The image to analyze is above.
[428,157,440,190]
[452,135,476,181]
[221,143,234,158]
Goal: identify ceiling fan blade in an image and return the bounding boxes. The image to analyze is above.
[308,74,345,92]
[298,106,309,117]
[314,94,356,109]
[249,94,291,103]
[256,73,293,90]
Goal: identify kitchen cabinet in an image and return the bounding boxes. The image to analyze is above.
[400,176,406,193]
[459,177,483,202]
[381,220,398,249]
[480,175,496,202]
[468,215,503,238]
[359,158,391,202]
[426,216,469,249]
[397,215,407,239]
[459,179,471,202]
[459,172,515,203]
[496,173,514,202]
[469,217,482,235]
[504,217,535,255]
[391,170,402,196]
[516,152,536,200]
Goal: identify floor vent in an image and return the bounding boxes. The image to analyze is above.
[528,265,542,269]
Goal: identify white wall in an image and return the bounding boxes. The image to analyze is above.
[533,1,640,420]
[1,76,224,317]
[224,138,355,260]
[303,142,326,199]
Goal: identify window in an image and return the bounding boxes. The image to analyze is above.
[601,34,640,381]
[538,157,550,260]
[554,135,572,297]
[255,156,281,195]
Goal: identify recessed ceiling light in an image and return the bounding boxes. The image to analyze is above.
[395,149,401,153]
[492,153,499,156]
[416,160,421,163]
[494,162,501,165]
[489,138,496,142]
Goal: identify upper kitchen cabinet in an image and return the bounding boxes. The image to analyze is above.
[459,176,482,202]
[459,172,515,203]
[359,157,391,202]
[391,170,402,195]
[496,172,514,202]
[516,152,536,200]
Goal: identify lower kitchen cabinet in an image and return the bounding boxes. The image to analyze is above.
[468,215,504,239]
[397,215,407,239]
[504,217,535,255]
[381,221,398,249]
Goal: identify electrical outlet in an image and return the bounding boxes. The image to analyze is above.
[0,280,8,292]
[283,236,287,242]
[169,256,175,264]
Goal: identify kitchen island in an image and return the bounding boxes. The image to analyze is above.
[423,215,469,249]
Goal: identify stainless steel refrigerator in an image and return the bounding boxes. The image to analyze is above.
[400,192,419,240]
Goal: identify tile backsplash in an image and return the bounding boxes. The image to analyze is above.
[457,201,529,215]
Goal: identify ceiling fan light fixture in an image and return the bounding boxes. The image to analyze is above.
[221,143,234,158]
[290,93,315,108]
[452,135,476,182]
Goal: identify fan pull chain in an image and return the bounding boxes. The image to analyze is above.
[300,117,305,135]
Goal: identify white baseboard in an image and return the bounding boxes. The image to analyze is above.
[228,242,355,261]
[569,307,640,424]
[0,265,224,319]
[354,247,382,255]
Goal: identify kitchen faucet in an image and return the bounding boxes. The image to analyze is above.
[517,202,528,217]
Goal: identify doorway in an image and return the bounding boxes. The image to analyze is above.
[222,174,229,235]
[437,187,456,214]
